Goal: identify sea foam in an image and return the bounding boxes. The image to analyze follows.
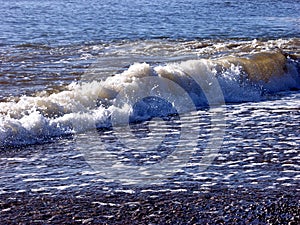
[0,51,299,147]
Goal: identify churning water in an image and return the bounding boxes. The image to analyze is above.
[0,1,299,222]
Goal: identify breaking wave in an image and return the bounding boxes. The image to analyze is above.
[0,51,299,147]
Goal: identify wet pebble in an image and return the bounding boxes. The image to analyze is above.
[0,188,299,224]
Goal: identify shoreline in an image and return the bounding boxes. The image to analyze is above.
[1,186,299,224]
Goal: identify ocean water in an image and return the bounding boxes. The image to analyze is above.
[0,0,299,204]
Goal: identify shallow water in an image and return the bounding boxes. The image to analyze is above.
[0,91,299,194]
[0,1,299,222]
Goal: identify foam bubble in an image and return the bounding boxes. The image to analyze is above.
[0,52,299,147]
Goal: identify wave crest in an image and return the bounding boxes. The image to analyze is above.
[1,51,299,147]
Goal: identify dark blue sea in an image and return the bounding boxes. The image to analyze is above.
[0,0,299,223]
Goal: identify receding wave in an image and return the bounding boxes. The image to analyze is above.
[0,51,299,147]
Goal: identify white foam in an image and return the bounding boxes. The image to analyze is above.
[0,56,299,147]
[215,63,262,102]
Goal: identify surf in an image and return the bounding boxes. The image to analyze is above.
[0,50,299,147]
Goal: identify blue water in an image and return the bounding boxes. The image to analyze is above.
[0,0,299,46]
[0,1,299,223]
